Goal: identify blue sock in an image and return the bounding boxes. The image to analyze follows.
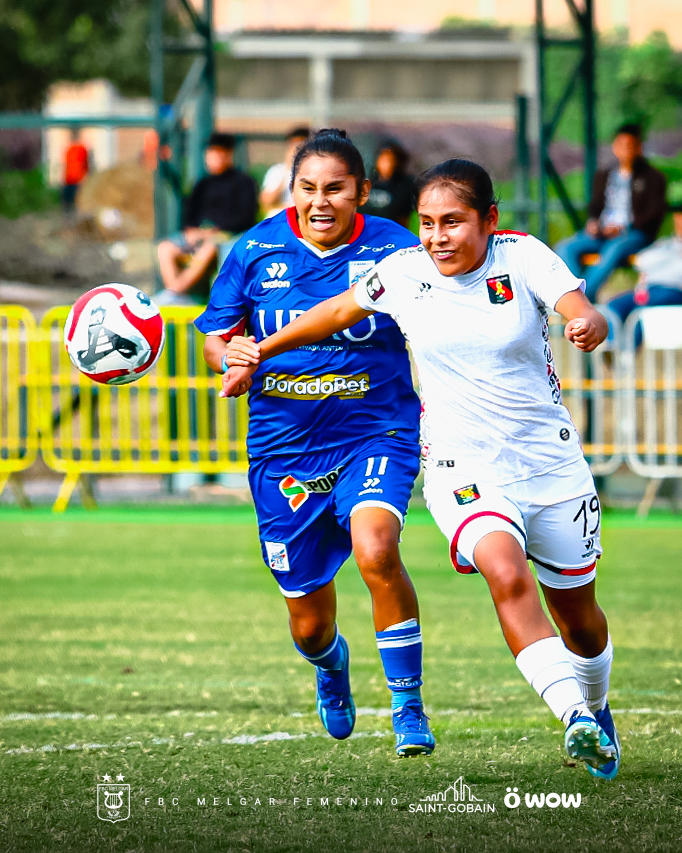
[294,628,345,671]
[376,619,423,710]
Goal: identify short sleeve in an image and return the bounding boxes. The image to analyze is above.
[353,263,398,315]
[194,246,248,339]
[523,235,586,309]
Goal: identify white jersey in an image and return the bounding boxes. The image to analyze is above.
[354,231,586,485]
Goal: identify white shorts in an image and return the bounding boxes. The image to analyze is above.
[423,459,602,589]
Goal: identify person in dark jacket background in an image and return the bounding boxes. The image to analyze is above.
[362,140,415,228]
[555,124,667,302]
[157,132,258,304]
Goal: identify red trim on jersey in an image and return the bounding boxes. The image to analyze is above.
[450,510,522,575]
[219,317,247,342]
[495,230,529,236]
[556,561,597,577]
[285,207,366,245]
[286,206,301,237]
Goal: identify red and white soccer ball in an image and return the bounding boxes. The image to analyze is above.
[64,284,165,385]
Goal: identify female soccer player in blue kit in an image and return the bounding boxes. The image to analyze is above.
[223,159,621,781]
[197,129,434,756]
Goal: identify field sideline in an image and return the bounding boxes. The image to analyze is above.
[0,505,680,853]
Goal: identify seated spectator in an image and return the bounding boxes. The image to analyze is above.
[607,195,682,346]
[362,140,414,227]
[259,126,310,218]
[157,132,257,304]
[555,123,667,302]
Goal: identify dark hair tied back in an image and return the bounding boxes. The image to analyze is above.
[291,128,366,191]
[414,159,498,218]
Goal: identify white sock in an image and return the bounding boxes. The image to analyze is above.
[516,636,592,725]
[564,636,613,713]
[384,618,419,631]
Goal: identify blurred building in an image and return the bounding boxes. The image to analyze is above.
[214,0,682,48]
[43,81,152,186]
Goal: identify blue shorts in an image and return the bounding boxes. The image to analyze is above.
[248,434,420,598]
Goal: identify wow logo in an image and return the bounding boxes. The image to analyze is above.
[279,476,309,511]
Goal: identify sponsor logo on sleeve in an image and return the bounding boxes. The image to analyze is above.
[454,484,481,505]
[262,373,370,400]
[365,273,386,302]
[348,260,376,287]
[486,274,514,304]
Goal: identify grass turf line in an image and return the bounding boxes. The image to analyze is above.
[0,512,680,852]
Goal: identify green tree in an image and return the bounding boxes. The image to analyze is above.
[617,31,682,131]
[0,0,185,110]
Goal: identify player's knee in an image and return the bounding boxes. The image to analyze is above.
[353,531,401,582]
[291,615,334,651]
[486,562,534,603]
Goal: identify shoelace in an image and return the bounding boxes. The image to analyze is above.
[317,669,349,708]
[393,700,429,732]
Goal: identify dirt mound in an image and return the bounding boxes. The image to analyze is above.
[77,161,154,239]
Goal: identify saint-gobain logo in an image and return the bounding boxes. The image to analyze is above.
[409,776,495,814]
[97,777,130,823]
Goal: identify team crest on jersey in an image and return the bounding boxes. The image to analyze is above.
[487,274,514,304]
[365,273,385,302]
[454,484,481,505]
[348,260,375,287]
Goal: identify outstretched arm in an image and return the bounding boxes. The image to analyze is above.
[221,288,374,396]
[555,288,608,352]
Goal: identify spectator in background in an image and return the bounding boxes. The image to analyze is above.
[555,123,667,302]
[607,193,682,346]
[362,140,414,228]
[62,128,89,215]
[259,126,310,218]
[157,132,258,304]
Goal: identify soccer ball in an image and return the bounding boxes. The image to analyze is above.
[64,283,165,385]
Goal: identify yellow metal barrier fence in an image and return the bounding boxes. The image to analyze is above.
[39,305,249,511]
[0,307,39,507]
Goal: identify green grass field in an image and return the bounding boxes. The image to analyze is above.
[0,505,681,853]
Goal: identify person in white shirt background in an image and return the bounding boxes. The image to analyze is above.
[222,157,622,781]
[607,193,682,345]
[259,127,310,218]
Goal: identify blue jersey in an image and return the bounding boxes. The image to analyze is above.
[196,209,420,463]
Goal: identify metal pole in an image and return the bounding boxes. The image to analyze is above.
[190,0,215,181]
[514,94,531,233]
[535,0,549,243]
[582,0,597,210]
[151,0,166,241]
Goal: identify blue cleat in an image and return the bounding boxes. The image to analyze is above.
[315,636,355,740]
[393,698,436,757]
[588,703,621,781]
[565,710,618,779]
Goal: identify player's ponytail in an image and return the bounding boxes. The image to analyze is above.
[414,159,499,219]
[291,128,366,192]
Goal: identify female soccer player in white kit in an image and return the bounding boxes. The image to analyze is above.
[223,159,620,780]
